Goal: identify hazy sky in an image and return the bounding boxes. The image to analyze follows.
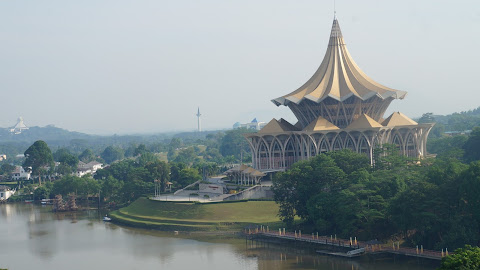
[1,0,479,134]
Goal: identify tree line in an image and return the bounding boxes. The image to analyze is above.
[273,127,480,251]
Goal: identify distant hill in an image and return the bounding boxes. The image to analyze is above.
[0,125,213,160]
[434,107,480,128]
[416,107,480,138]
[0,125,94,145]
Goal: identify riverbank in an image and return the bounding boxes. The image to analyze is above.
[109,197,284,231]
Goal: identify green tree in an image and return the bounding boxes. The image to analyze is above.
[326,149,370,175]
[173,147,198,164]
[133,144,148,156]
[101,176,123,203]
[52,175,84,196]
[56,163,73,175]
[145,160,170,192]
[176,168,201,188]
[121,179,154,203]
[219,128,251,159]
[79,149,96,163]
[418,112,435,123]
[204,147,223,163]
[23,140,54,185]
[272,154,346,224]
[428,135,467,160]
[137,152,158,167]
[0,163,15,177]
[34,185,50,200]
[54,148,79,171]
[464,127,480,162]
[439,245,480,270]
[170,162,187,183]
[101,146,124,164]
[459,162,480,224]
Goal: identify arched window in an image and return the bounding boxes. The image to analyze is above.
[345,135,356,151]
[392,133,403,153]
[284,138,296,169]
[272,139,283,169]
[319,138,329,154]
[405,133,417,157]
[333,137,343,151]
[309,138,317,158]
[358,136,369,155]
[258,141,270,170]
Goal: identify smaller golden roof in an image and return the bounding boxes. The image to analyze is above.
[243,167,255,174]
[226,164,249,173]
[258,118,298,134]
[347,114,383,129]
[303,116,339,132]
[382,112,418,127]
[251,170,266,177]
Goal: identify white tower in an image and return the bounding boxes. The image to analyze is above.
[196,107,202,132]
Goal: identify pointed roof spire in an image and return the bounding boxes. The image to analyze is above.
[382,112,418,127]
[258,118,299,134]
[303,116,339,131]
[272,19,407,106]
[347,114,383,129]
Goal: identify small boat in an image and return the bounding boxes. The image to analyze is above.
[24,200,34,204]
[41,199,53,205]
[103,215,112,222]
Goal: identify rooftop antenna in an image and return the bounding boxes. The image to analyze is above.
[334,0,337,19]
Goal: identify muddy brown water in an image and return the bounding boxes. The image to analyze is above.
[0,203,439,270]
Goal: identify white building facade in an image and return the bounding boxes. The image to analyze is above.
[12,166,31,180]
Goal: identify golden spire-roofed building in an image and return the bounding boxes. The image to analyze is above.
[272,19,407,129]
[245,18,434,171]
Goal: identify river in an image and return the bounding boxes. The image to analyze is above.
[0,203,439,270]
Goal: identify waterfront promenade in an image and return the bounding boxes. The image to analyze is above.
[246,228,445,261]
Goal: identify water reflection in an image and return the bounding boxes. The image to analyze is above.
[0,203,439,270]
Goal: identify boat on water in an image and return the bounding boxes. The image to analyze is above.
[41,199,53,205]
[103,215,112,222]
[24,200,34,204]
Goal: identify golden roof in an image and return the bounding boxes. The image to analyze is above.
[227,164,249,173]
[382,112,418,127]
[347,114,383,129]
[272,19,407,106]
[258,118,298,134]
[303,116,339,131]
[242,167,255,174]
[250,170,266,177]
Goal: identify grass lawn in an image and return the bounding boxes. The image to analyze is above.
[0,182,18,185]
[110,197,283,231]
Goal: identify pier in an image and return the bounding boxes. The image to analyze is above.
[245,227,445,261]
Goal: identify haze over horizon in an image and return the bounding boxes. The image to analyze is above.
[1,0,479,135]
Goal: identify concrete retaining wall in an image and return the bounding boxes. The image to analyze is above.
[223,185,273,201]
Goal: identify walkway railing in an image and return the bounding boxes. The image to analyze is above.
[245,226,446,260]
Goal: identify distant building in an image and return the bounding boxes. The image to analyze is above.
[10,117,29,134]
[233,118,267,130]
[0,185,16,201]
[75,161,103,177]
[12,166,31,180]
[444,130,472,136]
[0,155,6,161]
